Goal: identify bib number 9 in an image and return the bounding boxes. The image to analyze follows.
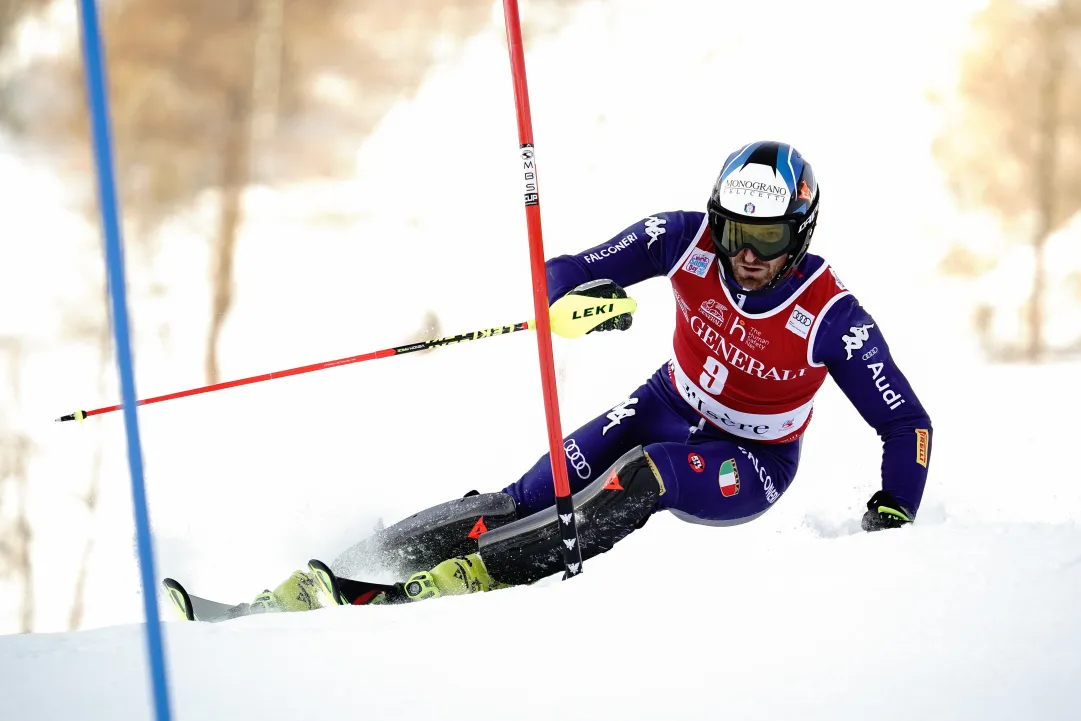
[700,356,729,394]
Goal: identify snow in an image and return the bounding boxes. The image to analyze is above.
[4,516,1081,720]
[4,0,1081,718]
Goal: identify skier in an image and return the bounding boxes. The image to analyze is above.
[178,140,934,617]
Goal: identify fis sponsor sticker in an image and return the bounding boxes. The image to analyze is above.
[785,304,815,339]
[688,453,705,473]
[520,144,538,206]
[915,429,929,468]
[719,458,740,497]
[682,249,716,278]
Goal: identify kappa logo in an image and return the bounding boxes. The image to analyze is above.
[842,323,875,360]
[602,397,638,436]
[688,453,705,473]
[644,216,667,248]
[682,249,716,278]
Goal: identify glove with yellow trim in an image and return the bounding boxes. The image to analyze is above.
[861,490,913,532]
[567,279,633,333]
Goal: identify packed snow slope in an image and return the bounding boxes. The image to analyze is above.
[3,487,1080,720]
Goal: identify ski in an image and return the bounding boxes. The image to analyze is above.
[162,560,401,623]
[162,578,239,622]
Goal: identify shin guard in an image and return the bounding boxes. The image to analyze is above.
[332,492,518,579]
[479,446,662,586]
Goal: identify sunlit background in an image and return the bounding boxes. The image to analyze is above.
[0,0,1079,635]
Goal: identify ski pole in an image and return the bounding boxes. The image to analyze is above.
[55,293,636,422]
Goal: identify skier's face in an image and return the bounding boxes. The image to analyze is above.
[730,248,788,290]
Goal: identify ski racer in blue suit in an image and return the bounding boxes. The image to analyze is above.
[257,141,934,611]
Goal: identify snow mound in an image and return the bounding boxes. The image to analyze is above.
[4,518,1080,721]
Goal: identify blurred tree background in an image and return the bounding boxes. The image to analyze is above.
[0,339,33,633]
[0,0,585,632]
[935,0,1081,362]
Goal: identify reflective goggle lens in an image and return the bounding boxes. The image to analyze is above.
[711,214,793,261]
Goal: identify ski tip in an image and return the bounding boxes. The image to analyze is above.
[162,578,197,621]
[307,559,346,607]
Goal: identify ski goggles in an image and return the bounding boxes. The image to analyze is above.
[708,209,797,261]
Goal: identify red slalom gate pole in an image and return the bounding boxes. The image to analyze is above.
[501,0,583,577]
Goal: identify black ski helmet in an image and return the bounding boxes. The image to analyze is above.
[707,140,820,293]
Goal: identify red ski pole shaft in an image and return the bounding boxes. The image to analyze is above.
[501,0,584,577]
[56,321,533,422]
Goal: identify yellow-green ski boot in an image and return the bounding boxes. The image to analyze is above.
[401,553,504,602]
[249,569,325,613]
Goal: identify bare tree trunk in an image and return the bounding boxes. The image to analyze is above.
[67,447,100,631]
[13,437,32,634]
[68,324,109,631]
[0,340,34,633]
[1029,7,1066,363]
[251,0,283,156]
[205,85,254,385]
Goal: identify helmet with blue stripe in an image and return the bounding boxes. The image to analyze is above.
[706,140,819,292]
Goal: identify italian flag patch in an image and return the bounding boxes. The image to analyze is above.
[719,459,740,497]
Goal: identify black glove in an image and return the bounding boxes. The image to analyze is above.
[567,279,633,333]
[861,490,913,532]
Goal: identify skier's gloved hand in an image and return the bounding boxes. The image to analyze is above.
[861,490,913,532]
[567,279,633,333]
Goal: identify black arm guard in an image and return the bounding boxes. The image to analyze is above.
[479,446,663,586]
[332,492,518,580]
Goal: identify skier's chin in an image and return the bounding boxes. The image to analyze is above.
[732,268,773,291]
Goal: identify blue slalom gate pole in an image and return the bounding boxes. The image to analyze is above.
[76,2,173,719]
